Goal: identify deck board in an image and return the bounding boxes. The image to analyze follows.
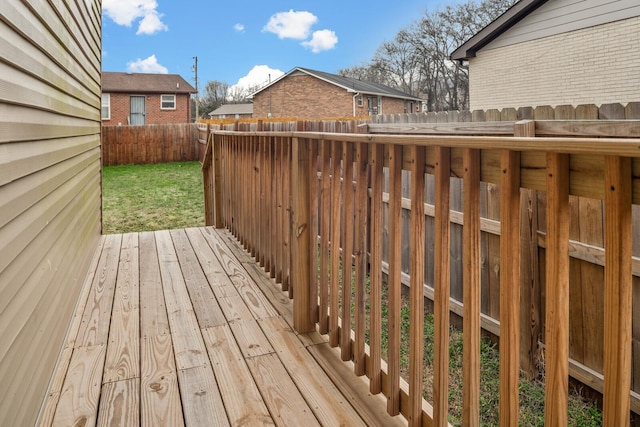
[41,227,408,427]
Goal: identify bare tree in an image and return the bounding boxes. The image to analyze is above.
[338,0,516,111]
[198,80,229,117]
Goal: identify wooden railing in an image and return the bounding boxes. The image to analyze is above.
[202,120,640,426]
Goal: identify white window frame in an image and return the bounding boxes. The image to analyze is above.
[101,93,111,120]
[357,95,363,107]
[161,94,176,110]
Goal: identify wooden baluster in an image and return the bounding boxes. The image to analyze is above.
[462,148,481,427]
[329,140,342,347]
[341,141,355,361]
[283,138,292,294]
[409,145,426,427]
[369,143,384,394]
[354,142,369,376]
[434,146,451,426]
[499,149,521,427]
[544,152,570,426]
[603,155,632,427]
[319,141,331,334]
[309,139,319,324]
[387,143,403,416]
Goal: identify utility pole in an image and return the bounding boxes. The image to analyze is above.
[192,56,199,121]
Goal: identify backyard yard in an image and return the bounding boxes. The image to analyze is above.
[102,161,204,234]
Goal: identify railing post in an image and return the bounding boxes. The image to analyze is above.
[603,155,632,426]
[291,128,314,333]
[212,132,223,228]
[499,147,521,427]
[544,151,570,427]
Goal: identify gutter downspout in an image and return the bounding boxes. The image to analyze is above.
[352,92,360,117]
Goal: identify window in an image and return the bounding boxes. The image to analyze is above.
[357,95,363,107]
[101,93,110,120]
[161,94,176,110]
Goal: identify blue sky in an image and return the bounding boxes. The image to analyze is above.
[101,0,453,94]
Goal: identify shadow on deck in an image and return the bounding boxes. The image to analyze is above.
[38,227,405,426]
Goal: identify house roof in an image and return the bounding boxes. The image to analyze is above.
[252,67,423,102]
[102,71,197,94]
[450,0,548,61]
[208,103,253,116]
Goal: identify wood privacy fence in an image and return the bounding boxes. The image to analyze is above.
[202,119,640,425]
[102,123,201,165]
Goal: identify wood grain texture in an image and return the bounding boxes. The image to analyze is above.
[603,156,633,426]
[259,316,367,427]
[433,146,451,426]
[202,325,274,426]
[408,145,426,427]
[386,143,403,416]
[246,353,320,427]
[290,136,314,333]
[462,148,481,427]
[76,234,122,348]
[177,365,230,427]
[52,344,106,427]
[544,153,570,426]
[170,229,227,328]
[368,143,384,395]
[140,335,184,427]
[499,150,521,426]
[340,141,355,361]
[354,142,369,376]
[329,139,342,347]
[98,379,140,427]
[104,233,140,383]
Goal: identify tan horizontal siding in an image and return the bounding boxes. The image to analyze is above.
[0,0,102,425]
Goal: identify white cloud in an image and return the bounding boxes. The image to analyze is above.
[102,0,168,35]
[127,55,169,73]
[234,23,245,32]
[301,29,338,53]
[137,9,168,35]
[263,10,317,40]
[229,65,284,98]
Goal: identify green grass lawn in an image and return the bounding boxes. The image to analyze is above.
[102,162,204,234]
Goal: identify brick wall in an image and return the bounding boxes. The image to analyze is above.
[102,92,192,125]
[469,16,640,110]
[253,74,414,118]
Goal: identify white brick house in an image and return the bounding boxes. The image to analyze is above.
[451,0,640,111]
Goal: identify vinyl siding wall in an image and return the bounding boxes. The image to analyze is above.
[0,0,102,425]
[469,15,640,110]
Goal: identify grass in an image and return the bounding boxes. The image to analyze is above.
[339,264,602,426]
[102,162,204,234]
[387,286,603,426]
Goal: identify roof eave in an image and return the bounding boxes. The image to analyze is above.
[450,0,548,61]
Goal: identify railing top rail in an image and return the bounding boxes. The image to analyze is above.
[365,121,516,135]
[210,129,640,158]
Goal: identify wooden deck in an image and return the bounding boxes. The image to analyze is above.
[38,227,406,427]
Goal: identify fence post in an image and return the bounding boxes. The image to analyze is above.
[291,122,314,333]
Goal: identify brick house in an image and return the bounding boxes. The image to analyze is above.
[251,67,423,119]
[451,0,640,111]
[101,72,196,125]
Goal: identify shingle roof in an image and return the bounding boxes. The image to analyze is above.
[208,103,253,116]
[252,67,423,101]
[450,0,547,61]
[102,71,197,94]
